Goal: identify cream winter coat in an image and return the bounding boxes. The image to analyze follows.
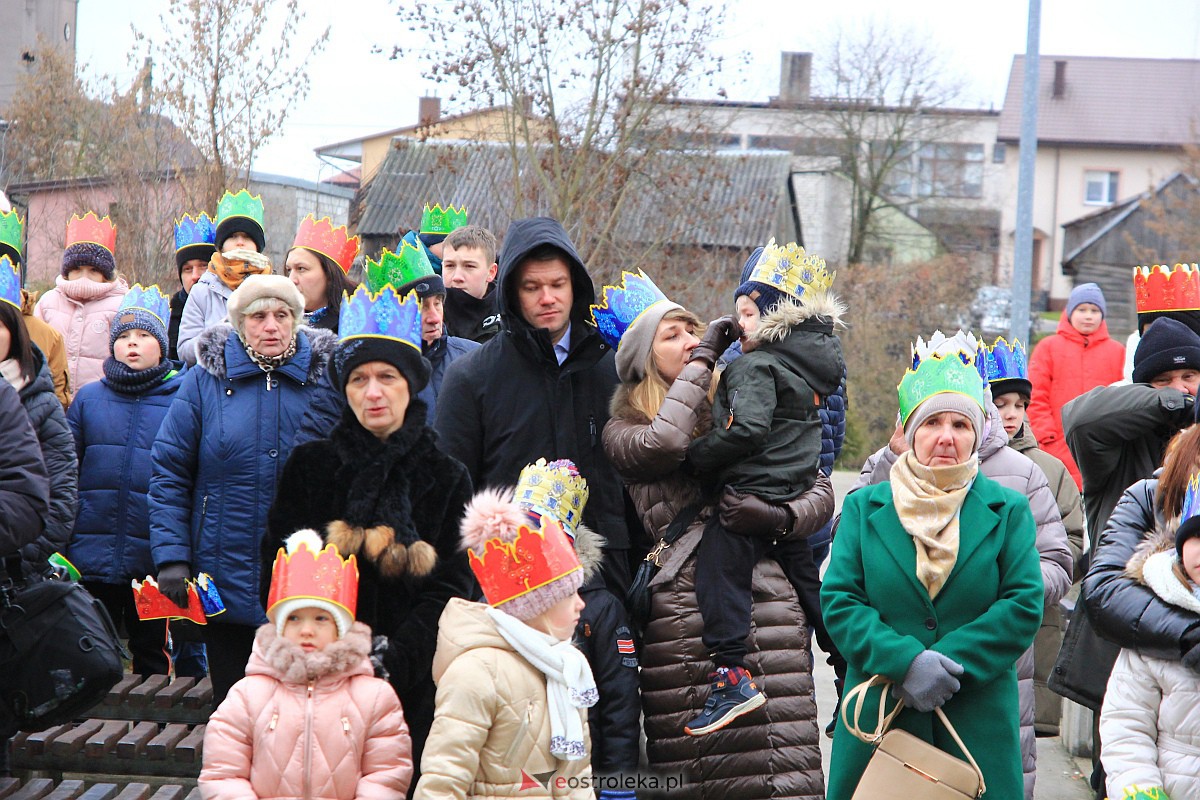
[34,275,128,390]
[1101,528,1200,800]
[416,598,592,800]
[200,622,413,800]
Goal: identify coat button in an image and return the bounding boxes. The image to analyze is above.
[268,449,278,458]
[924,617,937,630]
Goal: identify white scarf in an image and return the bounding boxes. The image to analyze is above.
[485,606,598,761]
[0,359,29,392]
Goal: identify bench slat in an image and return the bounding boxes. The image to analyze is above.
[85,720,131,758]
[173,724,205,764]
[49,720,105,757]
[145,787,184,800]
[126,676,170,708]
[8,779,55,800]
[181,679,212,711]
[76,785,118,800]
[0,777,22,800]
[115,721,159,759]
[153,678,196,709]
[146,724,189,761]
[42,782,85,800]
[104,675,141,706]
[109,785,152,800]
[22,725,72,757]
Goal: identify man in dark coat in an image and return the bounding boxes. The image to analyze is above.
[434,217,635,594]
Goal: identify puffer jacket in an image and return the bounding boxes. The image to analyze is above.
[1027,313,1125,488]
[687,292,844,503]
[67,360,186,583]
[1009,422,1084,738]
[34,275,129,390]
[851,402,1072,799]
[150,324,337,626]
[15,345,78,572]
[22,289,70,407]
[200,622,412,800]
[415,598,592,799]
[177,271,234,366]
[1100,527,1200,800]
[603,363,826,800]
[0,380,49,556]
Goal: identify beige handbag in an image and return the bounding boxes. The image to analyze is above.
[842,674,986,800]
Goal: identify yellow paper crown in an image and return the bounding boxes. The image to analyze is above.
[746,238,833,301]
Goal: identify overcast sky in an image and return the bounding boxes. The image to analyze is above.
[76,0,1200,183]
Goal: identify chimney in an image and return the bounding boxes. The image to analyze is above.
[418,96,441,127]
[1052,60,1067,99]
[778,52,812,106]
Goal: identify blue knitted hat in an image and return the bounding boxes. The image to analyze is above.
[110,307,168,361]
[734,246,786,315]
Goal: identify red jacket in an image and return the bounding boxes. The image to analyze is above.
[1027,313,1125,488]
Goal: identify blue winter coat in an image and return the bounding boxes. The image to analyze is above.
[67,361,186,583]
[149,324,336,626]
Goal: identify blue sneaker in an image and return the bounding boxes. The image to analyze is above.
[684,666,766,736]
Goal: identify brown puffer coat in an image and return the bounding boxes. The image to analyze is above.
[603,362,826,800]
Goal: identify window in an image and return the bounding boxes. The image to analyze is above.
[992,143,1006,164]
[917,143,984,198]
[1084,170,1119,205]
[872,140,917,198]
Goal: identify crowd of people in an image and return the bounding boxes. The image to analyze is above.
[1,190,1200,800]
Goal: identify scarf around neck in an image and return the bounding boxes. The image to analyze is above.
[0,358,30,392]
[102,356,173,394]
[890,450,979,599]
[209,249,271,290]
[485,606,597,761]
[243,335,298,374]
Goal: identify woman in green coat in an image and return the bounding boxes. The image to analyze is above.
[821,347,1044,800]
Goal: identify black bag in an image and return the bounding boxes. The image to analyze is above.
[0,562,125,737]
[625,502,702,627]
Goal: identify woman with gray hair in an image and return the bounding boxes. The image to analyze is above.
[150,274,337,705]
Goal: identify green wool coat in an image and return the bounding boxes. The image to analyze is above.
[821,474,1044,800]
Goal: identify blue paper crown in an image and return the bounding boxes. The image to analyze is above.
[984,337,1028,385]
[0,255,20,311]
[589,270,674,350]
[118,284,171,326]
[338,284,423,352]
[174,213,216,252]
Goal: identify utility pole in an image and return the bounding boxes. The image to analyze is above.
[1011,0,1041,344]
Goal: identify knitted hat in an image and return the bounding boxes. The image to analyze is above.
[903,392,986,452]
[1066,282,1106,318]
[216,218,266,253]
[333,336,431,395]
[589,270,683,383]
[1132,317,1200,384]
[734,246,785,316]
[62,242,115,280]
[1137,309,1200,338]
[110,285,170,360]
[396,273,446,300]
[226,274,305,333]
[333,284,431,394]
[266,530,358,639]
[614,301,683,383]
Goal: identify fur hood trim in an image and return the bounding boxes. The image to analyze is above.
[1125,526,1177,581]
[749,290,846,346]
[325,520,437,579]
[609,381,647,425]
[252,620,374,684]
[196,323,337,383]
[1125,526,1200,614]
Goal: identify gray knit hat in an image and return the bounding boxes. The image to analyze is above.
[1067,282,1106,318]
[903,392,985,452]
[614,301,684,383]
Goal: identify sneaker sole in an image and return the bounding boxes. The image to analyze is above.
[683,692,767,736]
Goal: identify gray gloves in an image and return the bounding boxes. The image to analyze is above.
[157,562,192,608]
[689,315,742,368]
[893,650,963,712]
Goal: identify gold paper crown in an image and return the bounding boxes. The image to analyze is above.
[514,458,589,539]
[746,238,833,301]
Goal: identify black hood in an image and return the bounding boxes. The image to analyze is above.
[497,217,595,331]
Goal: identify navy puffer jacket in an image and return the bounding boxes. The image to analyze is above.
[67,362,186,583]
[150,324,336,626]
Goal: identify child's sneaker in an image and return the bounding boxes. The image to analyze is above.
[684,665,766,736]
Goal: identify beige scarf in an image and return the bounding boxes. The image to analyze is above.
[889,450,979,598]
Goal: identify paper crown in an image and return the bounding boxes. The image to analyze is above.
[589,269,675,351]
[292,215,360,275]
[364,241,433,293]
[0,209,23,258]
[746,238,833,301]
[1134,263,1200,314]
[912,329,989,387]
[216,190,265,228]
[266,534,359,622]
[468,518,582,610]
[132,573,224,623]
[419,203,468,236]
[338,284,424,352]
[515,458,589,540]
[898,349,986,425]
[174,212,216,253]
[983,336,1028,385]
[66,211,116,254]
[0,256,20,311]
[118,284,171,326]
[1117,788,1169,800]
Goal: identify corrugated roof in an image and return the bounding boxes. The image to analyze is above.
[997,55,1200,146]
[358,139,792,249]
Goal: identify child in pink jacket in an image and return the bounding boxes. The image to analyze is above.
[200,530,412,800]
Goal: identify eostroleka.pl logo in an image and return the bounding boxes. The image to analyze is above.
[518,770,687,793]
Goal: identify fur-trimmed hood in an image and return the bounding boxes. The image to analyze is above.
[247,620,375,684]
[746,289,846,347]
[1125,526,1200,615]
[740,290,845,398]
[196,323,336,384]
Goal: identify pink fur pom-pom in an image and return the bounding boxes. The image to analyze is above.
[460,487,527,551]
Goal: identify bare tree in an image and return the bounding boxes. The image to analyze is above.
[1126,147,1200,265]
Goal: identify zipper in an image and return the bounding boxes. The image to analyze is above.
[589,415,597,447]
[303,682,314,800]
[726,389,738,430]
[500,703,534,764]
[268,711,278,731]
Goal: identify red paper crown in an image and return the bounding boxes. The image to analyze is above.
[291,215,360,274]
[1134,263,1200,314]
[65,211,117,254]
[132,579,206,624]
[467,519,582,609]
[266,539,359,621]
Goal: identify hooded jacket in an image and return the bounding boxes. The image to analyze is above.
[21,289,70,407]
[444,285,502,343]
[1099,527,1200,800]
[415,598,592,799]
[34,275,129,390]
[1027,313,1125,488]
[687,292,844,504]
[433,218,630,554]
[200,622,413,800]
[177,271,235,366]
[150,324,337,626]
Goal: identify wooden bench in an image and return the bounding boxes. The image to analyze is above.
[0,777,200,800]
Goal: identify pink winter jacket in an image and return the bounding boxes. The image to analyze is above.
[200,622,413,800]
[33,276,128,391]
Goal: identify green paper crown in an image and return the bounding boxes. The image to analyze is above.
[0,210,24,258]
[419,203,468,236]
[217,190,265,228]
[364,240,433,293]
[898,351,985,425]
